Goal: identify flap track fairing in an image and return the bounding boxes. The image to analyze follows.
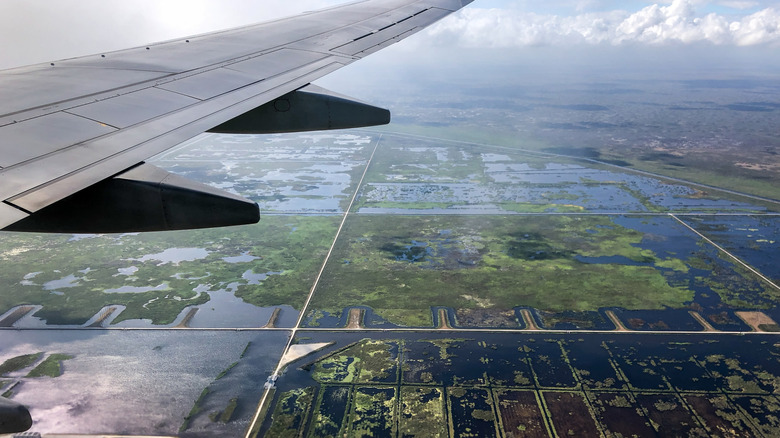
[3,164,259,233]
[208,84,391,134]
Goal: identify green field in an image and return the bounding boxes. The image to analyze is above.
[309,215,696,326]
[26,354,73,378]
[0,216,338,325]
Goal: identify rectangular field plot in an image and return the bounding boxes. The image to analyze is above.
[348,387,397,437]
[731,396,780,437]
[527,340,578,389]
[266,387,316,437]
[590,392,657,437]
[310,339,399,385]
[662,359,721,392]
[447,387,499,438]
[609,353,670,391]
[399,386,447,438]
[700,354,775,394]
[494,389,548,437]
[565,339,626,390]
[401,339,455,386]
[309,386,350,437]
[635,393,707,436]
[683,394,756,437]
[543,392,601,437]
[534,309,613,330]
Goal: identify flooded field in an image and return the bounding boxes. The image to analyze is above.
[0,330,287,437]
[683,215,780,283]
[155,133,373,214]
[262,332,780,437]
[0,214,339,328]
[356,138,772,215]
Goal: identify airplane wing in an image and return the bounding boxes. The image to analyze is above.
[0,0,473,233]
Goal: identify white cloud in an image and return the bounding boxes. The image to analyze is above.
[1,0,777,70]
[730,7,780,44]
[426,0,780,47]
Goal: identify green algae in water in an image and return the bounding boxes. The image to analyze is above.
[26,353,73,378]
[349,387,396,437]
[399,386,446,437]
[266,387,315,437]
[310,386,350,437]
[0,352,42,376]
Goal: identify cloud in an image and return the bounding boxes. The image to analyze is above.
[1,0,777,70]
[426,0,780,47]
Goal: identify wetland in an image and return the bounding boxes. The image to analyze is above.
[0,127,778,436]
[263,333,780,437]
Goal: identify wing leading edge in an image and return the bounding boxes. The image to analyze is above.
[0,0,474,233]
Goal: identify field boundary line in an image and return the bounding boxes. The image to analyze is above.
[670,213,780,292]
[244,134,382,438]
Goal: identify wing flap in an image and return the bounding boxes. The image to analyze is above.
[156,67,259,100]
[67,88,199,129]
[0,113,116,168]
[0,67,171,123]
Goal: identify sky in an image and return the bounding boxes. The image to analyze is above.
[1,0,779,70]
[434,0,780,47]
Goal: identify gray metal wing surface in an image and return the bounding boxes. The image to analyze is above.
[0,0,473,232]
